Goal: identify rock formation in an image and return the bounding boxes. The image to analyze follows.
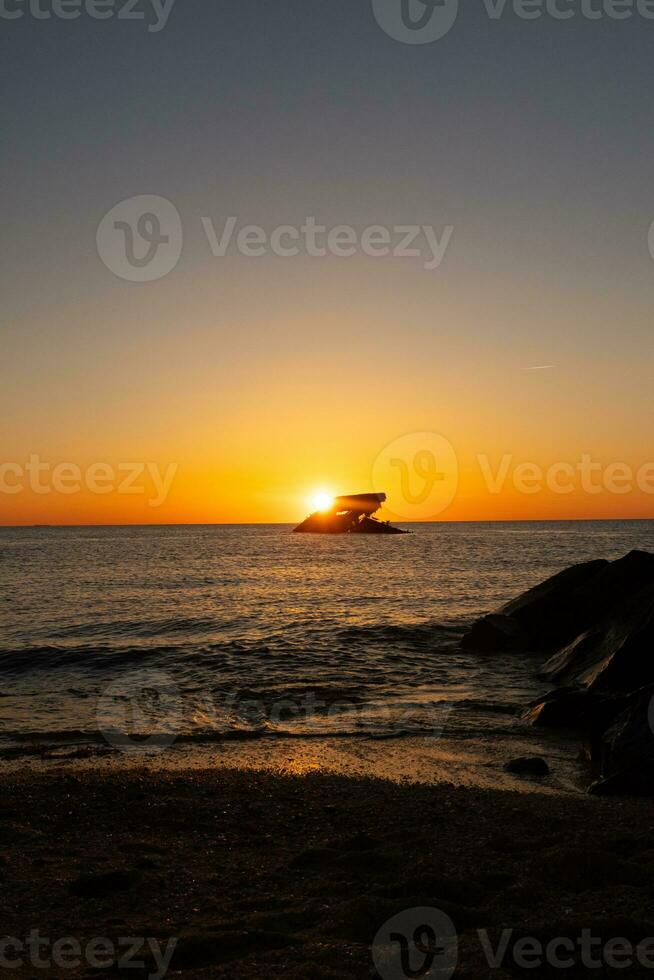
[461,550,654,795]
[293,494,407,534]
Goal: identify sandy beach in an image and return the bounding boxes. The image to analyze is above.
[3,763,654,978]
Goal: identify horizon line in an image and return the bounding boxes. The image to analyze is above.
[1,517,653,529]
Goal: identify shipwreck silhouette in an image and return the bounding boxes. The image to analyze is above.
[293,493,407,534]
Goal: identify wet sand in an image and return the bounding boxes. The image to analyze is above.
[162,731,585,794]
[0,725,586,795]
[3,764,654,977]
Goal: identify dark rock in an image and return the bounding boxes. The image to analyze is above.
[539,628,604,684]
[522,687,628,733]
[460,614,531,653]
[588,685,654,795]
[294,493,407,534]
[68,869,138,898]
[469,550,654,794]
[510,550,654,652]
[570,548,654,618]
[499,558,608,651]
[589,773,641,795]
[522,687,590,728]
[504,756,550,776]
[462,550,654,655]
[541,582,654,692]
[459,558,605,652]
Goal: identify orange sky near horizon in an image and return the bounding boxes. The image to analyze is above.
[4,254,654,527]
[3,436,654,526]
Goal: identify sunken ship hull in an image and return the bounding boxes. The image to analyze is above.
[293,493,407,534]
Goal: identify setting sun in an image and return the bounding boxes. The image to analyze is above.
[310,491,334,513]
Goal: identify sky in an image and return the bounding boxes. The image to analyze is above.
[2,0,654,524]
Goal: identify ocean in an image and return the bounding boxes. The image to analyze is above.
[2,521,653,788]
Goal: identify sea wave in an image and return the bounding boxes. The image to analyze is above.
[46,616,239,640]
[334,620,464,645]
[0,618,466,676]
